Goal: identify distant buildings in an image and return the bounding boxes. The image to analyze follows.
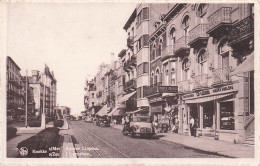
[6,56,57,118]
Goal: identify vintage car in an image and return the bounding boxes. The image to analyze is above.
[84,116,92,123]
[122,115,155,138]
[96,116,110,127]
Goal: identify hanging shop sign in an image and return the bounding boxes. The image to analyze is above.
[181,85,235,100]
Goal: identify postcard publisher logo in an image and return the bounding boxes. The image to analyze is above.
[19,147,28,156]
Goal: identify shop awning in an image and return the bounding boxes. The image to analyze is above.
[162,93,177,98]
[119,91,136,103]
[108,105,125,116]
[185,93,233,104]
[113,109,125,116]
[96,105,108,116]
[231,52,254,75]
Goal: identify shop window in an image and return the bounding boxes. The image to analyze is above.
[220,101,234,130]
[203,101,214,128]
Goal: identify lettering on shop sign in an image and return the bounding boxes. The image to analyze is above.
[181,85,234,100]
[212,85,233,93]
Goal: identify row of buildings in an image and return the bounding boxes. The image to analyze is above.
[84,3,254,144]
[7,56,57,119]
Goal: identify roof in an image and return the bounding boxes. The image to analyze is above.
[7,56,21,70]
[118,49,126,58]
[163,4,186,23]
[123,9,136,31]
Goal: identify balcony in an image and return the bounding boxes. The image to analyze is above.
[207,7,232,36]
[228,14,254,46]
[173,36,190,56]
[127,36,134,49]
[123,78,136,93]
[188,24,208,47]
[212,67,231,86]
[178,80,191,93]
[161,45,178,62]
[192,74,209,90]
[143,83,178,97]
[123,55,137,72]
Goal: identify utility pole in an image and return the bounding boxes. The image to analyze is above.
[25,70,28,128]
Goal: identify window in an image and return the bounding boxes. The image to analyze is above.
[218,39,230,68]
[182,14,190,37]
[137,34,149,51]
[151,44,156,61]
[182,58,190,80]
[92,102,94,106]
[197,4,208,17]
[137,87,142,98]
[197,49,207,75]
[220,101,234,130]
[249,71,254,114]
[170,27,176,45]
[158,38,163,57]
[137,62,149,76]
[136,7,149,26]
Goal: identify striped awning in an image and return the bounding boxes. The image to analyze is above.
[185,93,234,104]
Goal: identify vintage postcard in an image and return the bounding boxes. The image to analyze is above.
[0,0,259,165]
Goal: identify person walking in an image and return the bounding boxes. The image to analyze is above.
[189,116,195,136]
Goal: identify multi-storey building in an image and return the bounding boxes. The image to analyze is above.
[151,3,254,143]
[6,56,23,118]
[30,65,57,117]
[21,76,36,115]
[84,78,97,109]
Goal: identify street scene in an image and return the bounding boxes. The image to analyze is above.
[4,2,255,160]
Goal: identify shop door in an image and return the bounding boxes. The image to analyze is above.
[202,101,214,129]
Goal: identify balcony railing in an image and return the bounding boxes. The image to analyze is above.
[123,78,136,92]
[178,80,191,93]
[143,83,178,97]
[127,36,134,48]
[228,14,254,45]
[188,24,208,47]
[207,7,232,34]
[192,74,208,90]
[161,45,174,61]
[173,36,190,55]
[123,55,137,71]
[212,67,231,85]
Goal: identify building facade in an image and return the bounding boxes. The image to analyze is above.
[6,56,23,118]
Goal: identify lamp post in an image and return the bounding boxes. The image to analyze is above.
[25,70,28,127]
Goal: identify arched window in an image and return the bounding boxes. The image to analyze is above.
[197,4,208,17]
[197,49,207,75]
[155,69,160,85]
[218,39,230,68]
[150,72,154,85]
[151,44,156,60]
[158,38,163,57]
[182,58,190,80]
[181,14,190,37]
[170,27,176,45]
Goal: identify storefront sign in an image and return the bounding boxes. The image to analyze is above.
[181,85,235,100]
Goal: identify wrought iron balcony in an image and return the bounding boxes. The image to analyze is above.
[178,80,191,93]
[207,7,232,35]
[212,67,231,85]
[188,24,208,47]
[192,74,209,90]
[228,14,254,46]
[123,55,137,72]
[173,36,190,56]
[143,83,178,97]
[123,78,136,92]
[127,36,134,49]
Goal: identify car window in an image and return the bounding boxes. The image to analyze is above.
[133,117,151,123]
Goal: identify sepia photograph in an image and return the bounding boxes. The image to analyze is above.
[1,1,258,164]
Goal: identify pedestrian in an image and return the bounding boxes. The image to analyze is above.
[189,116,195,136]
[122,116,125,125]
[113,119,117,125]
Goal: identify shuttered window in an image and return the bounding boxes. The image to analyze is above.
[143,7,149,20]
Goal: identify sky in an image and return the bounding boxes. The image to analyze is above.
[7,2,137,115]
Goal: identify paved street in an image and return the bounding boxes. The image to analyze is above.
[67,121,224,158]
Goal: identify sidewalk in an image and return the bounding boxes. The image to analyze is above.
[110,124,254,158]
[7,134,34,157]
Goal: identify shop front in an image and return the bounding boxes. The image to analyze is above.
[180,84,239,142]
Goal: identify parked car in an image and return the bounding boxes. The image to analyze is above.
[122,115,155,138]
[85,116,92,123]
[96,116,110,127]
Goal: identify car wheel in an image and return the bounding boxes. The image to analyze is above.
[130,132,135,138]
[122,128,127,136]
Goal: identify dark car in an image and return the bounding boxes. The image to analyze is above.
[96,116,110,127]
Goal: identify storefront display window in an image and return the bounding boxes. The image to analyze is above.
[203,102,213,128]
[220,101,234,130]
